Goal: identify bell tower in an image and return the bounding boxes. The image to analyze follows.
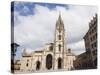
[54,13,67,69]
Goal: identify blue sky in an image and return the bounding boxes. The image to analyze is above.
[12,1,97,59]
[12,1,69,16]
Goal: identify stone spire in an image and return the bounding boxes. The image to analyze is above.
[54,12,66,69]
[56,12,64,32]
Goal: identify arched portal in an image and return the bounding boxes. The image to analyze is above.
[46,54,52,69]
[58,57,62,69]
[36,61,41,70]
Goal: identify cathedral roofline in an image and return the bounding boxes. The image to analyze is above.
[45,43,54,45]
[66,53,76,56]
[34,50,43,53]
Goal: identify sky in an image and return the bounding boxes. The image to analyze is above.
[11,1,97,59]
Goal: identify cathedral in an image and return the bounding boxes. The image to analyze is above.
[20,13,76,72]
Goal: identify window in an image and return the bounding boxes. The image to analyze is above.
[46,54,52,69]
[26,63,28,67]
[92,29,94,33]
[91,44,94,48]
[58,27,61,33]
[91,37,93,41]
[49,46,53,51]
[58,58,62,69]
[58,35,61,40]
[26,59,29,67]
[96,33,97,38]
[58,44,61,51]
[94,42,97,47]
[36,61,41,70]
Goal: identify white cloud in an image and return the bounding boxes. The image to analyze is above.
[14,4,97,55]
[67,39,85,55]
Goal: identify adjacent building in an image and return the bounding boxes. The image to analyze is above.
[73,52,94,69]
[84,14,97,54]
[11,43,19,57]
[11,43,20,73]
[74,14,97,69]
[83,14,97,68]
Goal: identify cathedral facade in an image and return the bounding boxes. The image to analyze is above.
[20,14,76,72]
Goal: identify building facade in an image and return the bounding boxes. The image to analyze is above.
[74,14,97,70]
[73,52,95,70]
[19,14,76,72]
[11,43,20,73]
[83,14,97,68]
[84,14,97,54]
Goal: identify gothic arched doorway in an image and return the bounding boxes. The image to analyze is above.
[36,61,41,70]
[58,57,62,69]
[46,54,52,69]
